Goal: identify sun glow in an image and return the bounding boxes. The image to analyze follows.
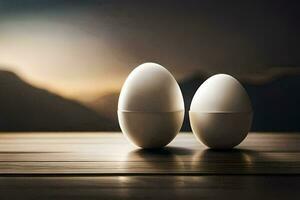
[0,17,128,101]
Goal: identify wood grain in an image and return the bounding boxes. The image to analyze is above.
[0,132,299,174]
[0,132,299,199]
[0,176,300,200]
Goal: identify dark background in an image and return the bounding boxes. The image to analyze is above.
[0,0,299,132]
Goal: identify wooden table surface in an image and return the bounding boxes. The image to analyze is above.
[0,132,299,199]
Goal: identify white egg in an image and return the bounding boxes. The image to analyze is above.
[189,74,252,149]
[118,63,184,148]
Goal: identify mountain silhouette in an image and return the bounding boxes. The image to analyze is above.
[178,73,208,131]
[244,74,300,132]
[179,72,300,132]
[86,93,119,122]
[0,70,117,131]
[91,70,300,132]
[6,67,297,132]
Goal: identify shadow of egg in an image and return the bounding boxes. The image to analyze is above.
[125,146,195,173]
[192,148,260,174]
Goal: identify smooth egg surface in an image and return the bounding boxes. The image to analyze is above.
[118,63,184,148]
[189,74,252,149]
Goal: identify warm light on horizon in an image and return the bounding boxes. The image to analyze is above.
[0,16,132,101]
[0,6,298,103]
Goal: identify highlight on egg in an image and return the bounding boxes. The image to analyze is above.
[118,62,185,148]
[189,74,253,149]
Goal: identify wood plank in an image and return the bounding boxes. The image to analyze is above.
[0,175,299,200]
[0,132,299,174]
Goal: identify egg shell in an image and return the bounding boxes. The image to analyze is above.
[118,63,184,148]
[189,74,253,149]
[190,74,252,112]
[118,63,184,112]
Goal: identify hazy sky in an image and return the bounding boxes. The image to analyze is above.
[0,0,299,101]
